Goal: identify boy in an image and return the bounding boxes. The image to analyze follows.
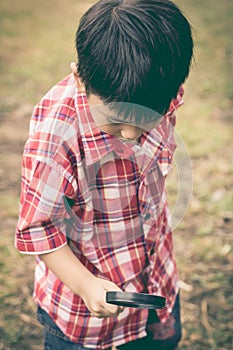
[15,0,193,349]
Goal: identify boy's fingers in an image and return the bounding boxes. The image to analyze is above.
[92,303,124,318]
[107,304,125,317]
[119,306,125,313]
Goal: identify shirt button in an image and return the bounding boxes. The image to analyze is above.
[144,213,151,220]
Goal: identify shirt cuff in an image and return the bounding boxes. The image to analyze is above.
[15,225,68,254]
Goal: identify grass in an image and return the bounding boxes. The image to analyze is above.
[0,0,232,349]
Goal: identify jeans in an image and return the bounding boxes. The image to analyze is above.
[37,294,181,350]
[37,307,93,350]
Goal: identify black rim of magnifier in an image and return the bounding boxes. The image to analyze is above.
[106,291,166,309]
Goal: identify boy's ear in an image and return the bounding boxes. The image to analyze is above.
[70,62,86,93]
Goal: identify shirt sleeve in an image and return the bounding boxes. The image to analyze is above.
[15,139,78,255]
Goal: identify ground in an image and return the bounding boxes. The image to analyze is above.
[0,0,232,349]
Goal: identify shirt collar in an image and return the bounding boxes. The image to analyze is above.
[75,92,172,173]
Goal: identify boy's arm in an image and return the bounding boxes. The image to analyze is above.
[39,244,124,318]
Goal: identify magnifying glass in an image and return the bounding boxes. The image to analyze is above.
[106,291,166,309]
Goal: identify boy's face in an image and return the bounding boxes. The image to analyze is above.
[71,63,161,142]
[87,94,160,143]
[96,121,144,143]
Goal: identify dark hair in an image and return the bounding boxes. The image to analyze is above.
[76,0,193,116]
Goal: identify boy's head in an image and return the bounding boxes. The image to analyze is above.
[76,0,193,117]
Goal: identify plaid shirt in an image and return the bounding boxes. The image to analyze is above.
[16,74,183,349]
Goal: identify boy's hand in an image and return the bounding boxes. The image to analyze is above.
[79,275,125,318]
[39,245,124,318]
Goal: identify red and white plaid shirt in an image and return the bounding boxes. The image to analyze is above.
[16,74,183,349]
